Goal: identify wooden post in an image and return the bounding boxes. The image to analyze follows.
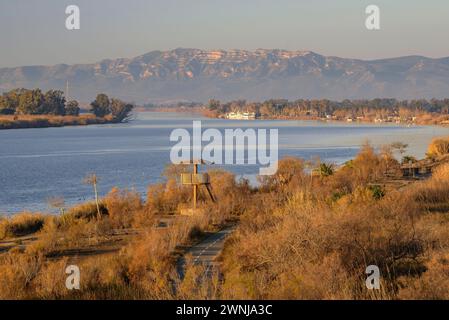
[409,160,412,177]
[180,160,216,215]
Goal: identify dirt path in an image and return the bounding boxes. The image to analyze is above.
[177,226,235,278]
[0,229,139,262]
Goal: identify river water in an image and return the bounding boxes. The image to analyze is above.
[1,112,448,215]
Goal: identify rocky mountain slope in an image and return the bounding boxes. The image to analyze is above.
[1,48,449,103]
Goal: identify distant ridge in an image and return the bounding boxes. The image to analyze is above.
[1,48,449,103]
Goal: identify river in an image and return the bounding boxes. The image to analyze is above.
[1,112,448,215]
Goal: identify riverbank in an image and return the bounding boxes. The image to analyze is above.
[1,146,449,299]
[139,109,449,127]
[0,114,116,130]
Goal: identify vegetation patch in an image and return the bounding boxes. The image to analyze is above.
[0,213,47,239]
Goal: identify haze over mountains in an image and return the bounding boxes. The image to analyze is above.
[1,48,449,103]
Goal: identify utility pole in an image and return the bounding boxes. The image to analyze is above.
[66,80,69,103]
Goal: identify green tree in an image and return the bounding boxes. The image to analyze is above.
[90,93,110,117]
[0,96,15,114]
[109,98,134,122]
[5,88,26,114]
[65,100,80,116]
[401,155,417,165]
[318,163,334,177]
[42,90,66,115]
[208,99,220,111]
[17,89,44,115]
[368,184,385,200]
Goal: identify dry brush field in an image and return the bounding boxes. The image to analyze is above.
[1,140,449,299]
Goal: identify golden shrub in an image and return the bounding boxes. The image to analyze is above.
[0,212,46,239]
[104,187,143,229]
[427,137,449,157]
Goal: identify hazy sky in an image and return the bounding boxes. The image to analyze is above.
[1,0,448,68]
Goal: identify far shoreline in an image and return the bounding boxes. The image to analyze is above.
[3,109,449,131]
[137,108,449,129]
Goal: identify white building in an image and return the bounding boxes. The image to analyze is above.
[226,111,256,120]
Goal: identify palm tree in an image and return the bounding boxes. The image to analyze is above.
[401,155,417,165]
[318,163,334,177]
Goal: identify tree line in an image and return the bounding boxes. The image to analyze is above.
[0,89,134,122]
[90,93,134,122]
[0,88,80,116]
[207,98,449,120]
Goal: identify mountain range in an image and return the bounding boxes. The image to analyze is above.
[1,48,449,103]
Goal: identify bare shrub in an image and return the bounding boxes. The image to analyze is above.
[0,250,43,299]
[33,258,69,299]
[67,201,107,220]
[104,187,143,229]
[220,163,430,299]
[258,157,306,193]
[146,181,190,215]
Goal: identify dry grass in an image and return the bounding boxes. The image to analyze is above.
[103,187,143,229]
[218,148,449,300]
[67,201,107,220]
[397,251,449,299]
[0,210,219,299]
[0,114,109,130]
[0,212,47,239]
[0,180,229,299]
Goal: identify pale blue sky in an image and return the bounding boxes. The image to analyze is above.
[0,0,448,68]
